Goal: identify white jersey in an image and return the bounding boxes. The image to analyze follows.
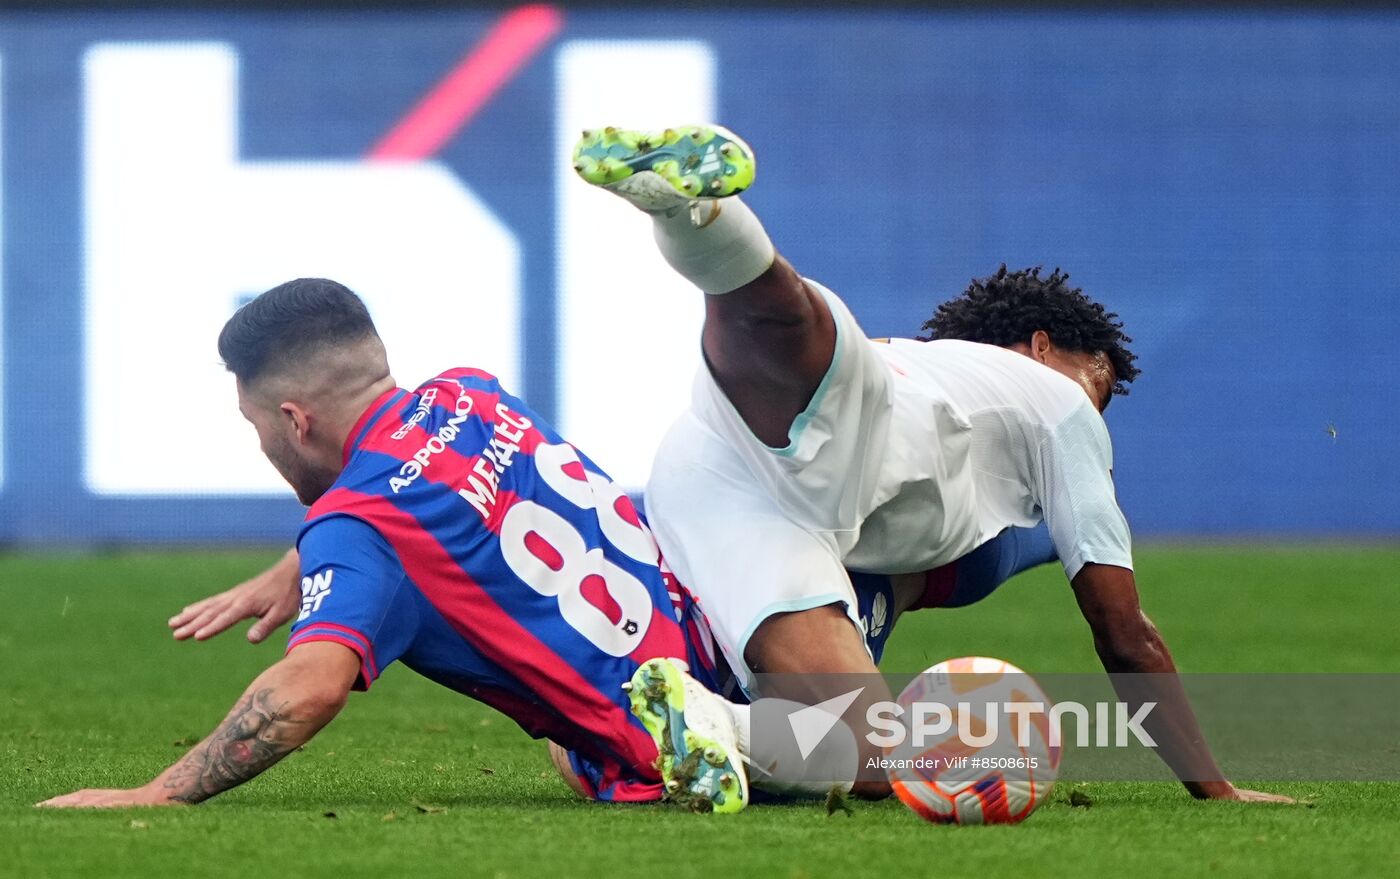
[646,281,1132,690]
[855,336,1132,579]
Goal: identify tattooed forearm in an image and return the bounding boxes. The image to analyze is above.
[160,687,315,804]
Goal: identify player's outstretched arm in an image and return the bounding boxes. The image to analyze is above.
[37,642,357,808]
[169,547,301,643]
[1070,563,1294,804]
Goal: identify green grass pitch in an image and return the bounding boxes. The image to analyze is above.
[3,546,1398,878]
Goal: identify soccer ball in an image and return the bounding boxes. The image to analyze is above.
[886,656,1060,825]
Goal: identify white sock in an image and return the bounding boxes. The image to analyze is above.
[739,697,858,799]
[724,701,753,757]
[651,197,776,295]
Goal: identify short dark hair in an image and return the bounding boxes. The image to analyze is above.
[218,278,379,385]
[920,265,1141,395]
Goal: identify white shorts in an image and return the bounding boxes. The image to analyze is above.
[646,409,866,695]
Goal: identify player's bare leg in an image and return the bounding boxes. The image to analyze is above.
[746,605,894,799]
[701,257,835,446]
[573,126,834,446]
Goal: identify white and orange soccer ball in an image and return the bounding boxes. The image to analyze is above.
[886,656,1060,825]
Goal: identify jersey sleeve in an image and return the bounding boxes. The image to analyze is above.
[1033,401,1134,580]
[289,514,421,691]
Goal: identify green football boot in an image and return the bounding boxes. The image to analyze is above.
[572,125,756,216]
[624,657,749,814]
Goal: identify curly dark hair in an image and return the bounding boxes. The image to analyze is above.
[920,265,1141,395]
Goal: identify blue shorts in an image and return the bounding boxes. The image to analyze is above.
[851,523,1057,665]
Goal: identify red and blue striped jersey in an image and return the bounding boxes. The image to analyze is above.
[287,367,716,802]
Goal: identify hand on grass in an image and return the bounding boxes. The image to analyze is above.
[36,786,179,809]
[1189,780,1296,803]
[1221,787,1296,804]
[169,548,301,643]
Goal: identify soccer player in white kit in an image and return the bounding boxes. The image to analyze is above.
[574,124,1292,804]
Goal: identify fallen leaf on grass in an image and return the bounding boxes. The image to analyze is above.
[129,820,149,830]
[382,812,399,823]
[1069,789,1094,808]
[172,736,199,748]
[413,801,447,815]
[478,766,495,776]
[825,786,853,818]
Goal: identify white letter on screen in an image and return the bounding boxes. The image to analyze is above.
[83,43,522,494]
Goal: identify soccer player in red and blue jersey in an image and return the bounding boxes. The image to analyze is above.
[39,278,746,812]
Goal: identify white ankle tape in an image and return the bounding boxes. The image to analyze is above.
[651,197,776,295]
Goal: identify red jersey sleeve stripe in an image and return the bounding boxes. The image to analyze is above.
[290,622,380,680]
[287,632,379,688]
